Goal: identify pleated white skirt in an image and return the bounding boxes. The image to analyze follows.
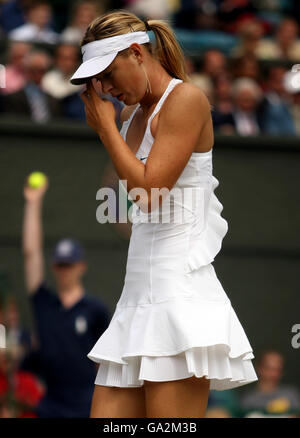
[90,260,258,390]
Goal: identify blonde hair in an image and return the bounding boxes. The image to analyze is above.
[81,10,189,82]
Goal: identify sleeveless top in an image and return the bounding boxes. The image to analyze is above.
[119,78,228,274]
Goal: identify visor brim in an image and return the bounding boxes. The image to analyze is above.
[70,52,117,85]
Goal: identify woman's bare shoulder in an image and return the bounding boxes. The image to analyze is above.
[170,81,210,106]
[120,104,139,123]
[161,81,211,122]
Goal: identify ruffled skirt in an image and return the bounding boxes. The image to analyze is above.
[89,263,258,390]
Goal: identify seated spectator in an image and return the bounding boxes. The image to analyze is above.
[8,1,59,45]
[213,77,263,136]
[200,49,228,82]
[3,50,62,123]
[258,65,296,135]
[0,0,30,34]
[214,72,234,114]
[230,18,266,58]
[184,56,214,103]
[60,0,103,46]
[0,41,32,95]
[41,43,87,121]
[0,343,44,418]
[231,54,262,83]
[239,350,300,417]
[4,297,32,364]
[195,49,228,104]
[211,72,236,135]
[254,17,300,61]
[231,78,263,135]
[42,44,83,99]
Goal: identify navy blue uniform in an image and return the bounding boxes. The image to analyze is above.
[22,282,111,418]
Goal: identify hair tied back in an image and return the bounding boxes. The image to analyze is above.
[143,20,151,31]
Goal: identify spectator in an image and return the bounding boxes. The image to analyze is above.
[230,18,266,58]
[41,43,86,120]
[231,54,262,83]
[239,350,300,417]
[213,77,263,136]
[211,72,236,135]
[3,50,61,123]
[254,17,300,61]
[184,56,214,103]
[0,0,31,34]
[21,176,111,418]
[200,49,227,82]
[258,65,296,135]
[60,0,103,46]
[0,341,44,418]
[0,41,32,95]
[275,18,300,60]
[42,44,83,99]
[3,297,32,365]
[214,72,234,114]
[231,77,263,136]
[8,1,59,44]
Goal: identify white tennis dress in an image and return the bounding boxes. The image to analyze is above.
[89,78,258,390]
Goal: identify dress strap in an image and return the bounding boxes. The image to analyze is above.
[120,103,140,141]
[148,78,183,125]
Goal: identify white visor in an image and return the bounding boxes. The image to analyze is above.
[70,31,150,85]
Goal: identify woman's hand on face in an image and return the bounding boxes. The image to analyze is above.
[80,80,116,136]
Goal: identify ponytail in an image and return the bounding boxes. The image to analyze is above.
[147,20,190,83]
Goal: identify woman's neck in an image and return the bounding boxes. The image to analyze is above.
[139,61,173,114]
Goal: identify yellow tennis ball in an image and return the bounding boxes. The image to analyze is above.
[28,172,47,189]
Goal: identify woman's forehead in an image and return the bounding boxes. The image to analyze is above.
[94,55,125,79]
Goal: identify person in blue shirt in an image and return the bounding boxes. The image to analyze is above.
[21,175,111,418]
[0,0,27,34]
[258,65,296,136]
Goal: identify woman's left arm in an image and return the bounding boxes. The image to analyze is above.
[81,81,210,210]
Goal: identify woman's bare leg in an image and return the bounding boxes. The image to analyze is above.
[144,375,210,418]
[90,384,146,418]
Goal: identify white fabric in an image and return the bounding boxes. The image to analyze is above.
[91,78,258,390]
[70,31,150,85]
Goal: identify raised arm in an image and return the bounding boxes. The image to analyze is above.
[81,82,209,211]
[22,177,49,295]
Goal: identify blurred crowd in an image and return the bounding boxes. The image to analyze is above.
[0,0,299,135]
